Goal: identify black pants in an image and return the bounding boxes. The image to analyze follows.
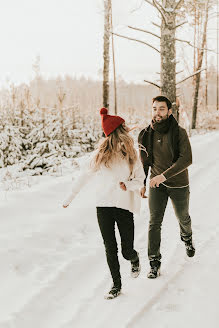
[96,207,138,287]
[148,184,192,262]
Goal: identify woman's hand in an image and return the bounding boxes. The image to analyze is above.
[119,182,127,191]
[140,186,147,198]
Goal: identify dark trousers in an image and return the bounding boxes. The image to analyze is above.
[148,184,192,262]
[96,207,138,287]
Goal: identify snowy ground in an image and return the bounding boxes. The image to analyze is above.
[0,131,219,328]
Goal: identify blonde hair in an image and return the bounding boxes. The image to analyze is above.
[91,124,137,173]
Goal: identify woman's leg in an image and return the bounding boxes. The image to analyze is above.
[96,207,121,288]
[114,208,138,261]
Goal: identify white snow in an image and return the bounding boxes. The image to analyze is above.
[0,131,219,328]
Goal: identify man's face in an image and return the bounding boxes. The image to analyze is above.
[152,101,172,123]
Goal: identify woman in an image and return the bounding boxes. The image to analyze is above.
[63,107,145,299]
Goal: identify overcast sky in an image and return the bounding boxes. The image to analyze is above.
[0,0,217,87]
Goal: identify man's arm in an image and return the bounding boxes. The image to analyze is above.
[162,128,192,180]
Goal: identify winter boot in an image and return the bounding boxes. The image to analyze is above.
[184,238,195,257]
[104,284,121,300]
[147,260,161,279]
[131,253,141,278]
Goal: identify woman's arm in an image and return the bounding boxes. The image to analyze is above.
[123,159,145,191]
[63,169,92,207]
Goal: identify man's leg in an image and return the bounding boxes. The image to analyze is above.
[96,207,121,288]
[168,186,192,241]
[168,186,195,257]
[148,184,168,263]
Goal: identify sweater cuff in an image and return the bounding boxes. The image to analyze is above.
[63,192,76,207]
[161,173,167,181]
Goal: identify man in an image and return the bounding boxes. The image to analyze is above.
[138,95,195,279]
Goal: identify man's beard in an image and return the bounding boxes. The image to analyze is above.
[151,114,172,133]
[153,114,169,123]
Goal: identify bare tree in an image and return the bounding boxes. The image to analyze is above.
[10,84,17,124]
[103,0,111,109]
[113,0,217,121]
[57,86,66,143]
[114,0,195,118]
[110,0,118,115]
[216,0,219,111]
[190,0,210,128]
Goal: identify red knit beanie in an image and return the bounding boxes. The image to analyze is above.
[100,107,125,136]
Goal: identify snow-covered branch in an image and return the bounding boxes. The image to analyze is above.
[176,69,206,85]
[144,0,168,25]
[152,1,168,25]
[144,0,154,8]
[130,0,144,13]
[112,32,160,53]
[175,38,194,45]
[176,38,217,53]
[128,25,161,39]
[154,1,168,13]
[176,70,184,75]
[174,21,187,29]
[144,80,161,88]
[152,22,161,29]
[174,0,184,11]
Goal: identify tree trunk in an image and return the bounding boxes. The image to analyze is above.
[205,44,208,107]
[192,0,209,129]
[160,1,177,118]
[103,0,111,109]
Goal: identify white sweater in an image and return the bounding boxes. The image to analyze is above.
[63,155,145,214]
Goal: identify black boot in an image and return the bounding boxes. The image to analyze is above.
[184,238,195,257]
[104,283,121,300]
[147,260,161,279]
[104,278,121,300]
[131,252,141,278]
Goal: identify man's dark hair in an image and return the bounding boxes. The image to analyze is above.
[152,96,172,110]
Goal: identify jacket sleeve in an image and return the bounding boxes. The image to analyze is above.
[138,129,150,185]
[162,128,192,180]
[124,158,145,191]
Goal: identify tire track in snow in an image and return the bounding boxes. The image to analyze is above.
[127,227,219,328]
[0,247,107,328]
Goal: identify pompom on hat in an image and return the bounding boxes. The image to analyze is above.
[100,107,125,136]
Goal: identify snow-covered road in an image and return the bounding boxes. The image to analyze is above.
[0,131,218,328]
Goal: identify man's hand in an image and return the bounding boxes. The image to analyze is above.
[140,186,147,198]
[119,182,127,191]
[150,174,166,188]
